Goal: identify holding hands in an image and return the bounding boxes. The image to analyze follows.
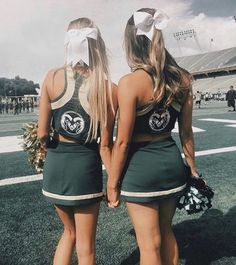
[106,183,120,208]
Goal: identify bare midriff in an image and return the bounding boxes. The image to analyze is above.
[58,132,171,144]
[58,133,83,143]
[131,131,171,142]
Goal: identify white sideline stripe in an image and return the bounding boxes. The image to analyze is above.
[42,190,103,200]
[0,136,116,154]
[199,118,236,123]
[172,125,205,133]
[0,135,23,153]
[1,145,236,187]
[1,118,235,153]
[121,184,186,197]
[2,130,211,154]
[0,129,22,133]
[194,146,236,157]
[0,174,42,186]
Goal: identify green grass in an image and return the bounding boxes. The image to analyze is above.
[0,152,36,180]
[0,130,23,137]
[0,152,236,265]
[0,104,236,265]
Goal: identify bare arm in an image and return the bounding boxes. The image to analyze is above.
[178,86,198,176]
[37,71,52,146]
[107,77,137,191]
[99,83,118,175]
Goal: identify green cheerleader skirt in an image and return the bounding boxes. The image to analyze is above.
[120,137,187,203]
[42,141,103,206]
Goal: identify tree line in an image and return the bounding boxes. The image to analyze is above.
[0,76,39,97]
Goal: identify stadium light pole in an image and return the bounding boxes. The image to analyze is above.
[173,29,202,55]
[209,38,214,51]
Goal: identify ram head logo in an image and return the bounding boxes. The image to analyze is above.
[148,109,170,132]
[61,111,85,135]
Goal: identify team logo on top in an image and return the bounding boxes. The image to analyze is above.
[61,111,85,135]
[149,109,170,132]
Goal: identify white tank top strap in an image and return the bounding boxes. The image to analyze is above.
[51,67,75,110]
[136,100,155,117]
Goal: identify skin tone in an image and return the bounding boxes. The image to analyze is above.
[38,68,117,265]
[107,69,197,265]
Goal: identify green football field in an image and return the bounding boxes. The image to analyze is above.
[0,101,236,265]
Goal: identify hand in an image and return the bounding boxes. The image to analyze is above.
[190,168,201,178]
[190,170,207,186]
[106,185,120,208]
[191,171,200,178]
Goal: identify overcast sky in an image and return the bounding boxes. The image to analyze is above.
[1,0,236,84]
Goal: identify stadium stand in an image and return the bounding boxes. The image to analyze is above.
[176,47,236,94]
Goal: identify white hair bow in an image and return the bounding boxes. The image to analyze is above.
[133,10,169,40]
[64,27,98,67]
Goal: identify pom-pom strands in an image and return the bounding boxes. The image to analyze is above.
[177,175,214,215]
[22,122,53,173]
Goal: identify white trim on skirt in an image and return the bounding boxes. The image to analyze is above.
[120,183,186,197]
[42,189,104,200]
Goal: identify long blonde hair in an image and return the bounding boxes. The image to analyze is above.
[124,8,192,106]
[66,17,112,142]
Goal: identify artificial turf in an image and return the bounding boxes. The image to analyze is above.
[0,102,236,265]
[1,150,236,265]
[0,152,36,180]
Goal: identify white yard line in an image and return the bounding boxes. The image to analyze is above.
[0,135,23,153]
[199,118,236,123]
[172,125,205,133]
[0,174,42,186]
[0,136,117,154]
[1,145,236,187]
[193,146,236,157]
[2,131,206,154]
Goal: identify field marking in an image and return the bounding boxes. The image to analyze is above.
[193,146,236,157]
[1,145,236,187]
[199,118,236,124]
[0,136,23,153]
[0,174,42,186]
[172,125,205,133]
[226,124,236,128]
[1,130,209,154]
[0,135,23,153]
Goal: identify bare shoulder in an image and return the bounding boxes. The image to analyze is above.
[118,73,133,86]
[118,71,147,92]
[117,74,138,100]
[43,67,64,86]
[119,70,150,85]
